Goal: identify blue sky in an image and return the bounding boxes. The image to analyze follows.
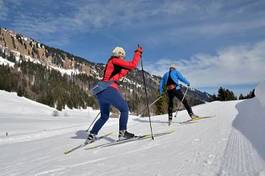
[1,0,265,96]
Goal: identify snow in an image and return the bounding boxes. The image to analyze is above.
[123,77,142,88]
[22,36,28,41]
[255,81,265,108]
[49,65,80,76]
[0,88,265,176]
[0,56,15,67]
[24,55,41,64]
[0,44,82,76]
[22,55,80,76]
[10,49,22,62]
[90,68,101,79]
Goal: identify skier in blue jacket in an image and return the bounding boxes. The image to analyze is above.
[160,64,198,123]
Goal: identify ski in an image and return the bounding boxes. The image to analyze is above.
[191,115,215,121]
[178,115,215,124]
[84,130,175,150]
[64,132,112,155]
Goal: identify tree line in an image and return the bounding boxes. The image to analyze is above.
[0,62,98,111]
[212,87,255,101]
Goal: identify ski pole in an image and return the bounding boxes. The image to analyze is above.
[85,112,100,132]
[138,95,163,117]
[174,86,189,118]
[139,44,154,140]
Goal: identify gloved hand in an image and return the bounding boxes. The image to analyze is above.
[135,45,143,54]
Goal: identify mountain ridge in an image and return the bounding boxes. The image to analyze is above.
[0,27,213,113]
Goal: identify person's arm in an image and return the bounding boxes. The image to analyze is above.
[176,70,190,85]
[160,74,166,95]
[112,48,142,70]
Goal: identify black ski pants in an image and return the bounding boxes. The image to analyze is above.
[167,88,193,117]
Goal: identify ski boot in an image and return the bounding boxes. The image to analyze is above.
[84,133,96,145]
[190,114,200,121]
[118,130,135,141]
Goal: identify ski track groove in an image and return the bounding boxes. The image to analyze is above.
[219,128,264,176]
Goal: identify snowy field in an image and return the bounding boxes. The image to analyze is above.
[0,83,265,176]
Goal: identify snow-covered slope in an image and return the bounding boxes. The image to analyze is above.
[0,90,54,116]
[255,81,265,107]
[0,90,98,144]
[0,86,264,176]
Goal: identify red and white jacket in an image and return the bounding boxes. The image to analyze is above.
[102,50,142,90]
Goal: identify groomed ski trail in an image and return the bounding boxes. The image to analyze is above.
[1,88,265,176]
[0,101,243,176]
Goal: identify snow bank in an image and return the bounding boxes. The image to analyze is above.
[255,81,265,108]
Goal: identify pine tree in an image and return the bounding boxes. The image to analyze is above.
[217,87,225,101]
[217,87,237,101]
[212,94,217,101]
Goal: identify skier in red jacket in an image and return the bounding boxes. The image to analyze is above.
[85,46,143,144]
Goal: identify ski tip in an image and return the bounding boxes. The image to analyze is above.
[64,151,72,155]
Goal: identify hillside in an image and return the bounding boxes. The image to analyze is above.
[0,27,213,114]
[0,81,264,176]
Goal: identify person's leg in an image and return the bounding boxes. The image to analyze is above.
[175,89,193,116]
[108,89,129,131]
[106,88,137,139]
[167,90,174,118]
[90,97,110,135]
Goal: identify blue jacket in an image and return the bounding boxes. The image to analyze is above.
[159,70,190,95]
